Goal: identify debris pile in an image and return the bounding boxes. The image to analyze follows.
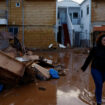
[0,32,66,92]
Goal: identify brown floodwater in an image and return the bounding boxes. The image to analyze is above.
[0,49,105,105]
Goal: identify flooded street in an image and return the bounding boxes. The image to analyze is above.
[0,49,105,105]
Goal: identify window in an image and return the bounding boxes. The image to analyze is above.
[69,13,72,21]
[73,12,78,19]
[16,2,20,7]
[87,5,89,15]
[58,13,60,19]
[81,10,83,18]
[9,27,18,36]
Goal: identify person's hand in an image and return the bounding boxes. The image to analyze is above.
[77,67,84,73]
[81,66,86,72]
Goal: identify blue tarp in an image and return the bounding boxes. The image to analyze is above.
[49,69,60,79]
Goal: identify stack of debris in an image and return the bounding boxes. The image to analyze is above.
[0,31,66,92]
[0,50,66,91]
[0,51,25,86]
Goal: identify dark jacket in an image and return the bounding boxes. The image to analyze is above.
[81,46,105,72]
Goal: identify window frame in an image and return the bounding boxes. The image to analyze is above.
[81,10,83,18]
[73,12,78,19]
[87,5,89,15]
[16,2,20,7]
[8,27,19,36]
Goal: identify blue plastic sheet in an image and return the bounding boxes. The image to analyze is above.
[49,69,60,79]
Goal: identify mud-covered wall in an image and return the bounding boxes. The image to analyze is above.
[91,0,105,22]
[8,0,56,25]
[0,1,6,10]
[0,0,57,49]
[0,1,7,18]
[18,26,57,48]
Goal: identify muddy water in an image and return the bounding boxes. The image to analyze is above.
[0,49,105,105]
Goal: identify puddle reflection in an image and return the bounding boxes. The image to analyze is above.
[57,88,87,105]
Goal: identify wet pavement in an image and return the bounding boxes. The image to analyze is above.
[0,49,105,105]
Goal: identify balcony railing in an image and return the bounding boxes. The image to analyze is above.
[72,19,81,25]
[67,8,74,47]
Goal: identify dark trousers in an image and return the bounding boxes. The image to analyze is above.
[91,68,105,104]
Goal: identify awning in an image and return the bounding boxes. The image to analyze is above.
[93,26,105,32]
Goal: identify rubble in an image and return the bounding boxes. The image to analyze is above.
[38,86,46,91]
[0,32,65,90]
[0,40,9,50]
[0,48,66,90]
[32,63,50,80]
[48,43,67,49]
[49,69,60,79]
[0,32,14,40]
[0,51,25,77]
[0,32,14,50]
[4,45,18,58]
[0,51,25,85]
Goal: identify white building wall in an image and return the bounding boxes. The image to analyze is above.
[68,7,81,21]
[58,8,67,24]
[0,19,7,25]
[68,7,81,32]
[80,0,90,40]
[57,0,91,47]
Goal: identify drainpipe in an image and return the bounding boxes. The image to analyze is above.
[6,0,8,27]
[89,0,92,47]
[22,0,24,48]
[56,0,58,41]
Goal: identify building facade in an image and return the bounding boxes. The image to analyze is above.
[57,0,91,47]
[91,0,105,47]
[0,0,57,49]
[80,0,91,47]
[57,0,81,47]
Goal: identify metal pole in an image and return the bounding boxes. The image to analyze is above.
[89,0,92,47]
[6,0,8,28]
[22,0,24,47]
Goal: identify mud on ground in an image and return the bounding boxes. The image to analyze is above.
[0,48,105,105]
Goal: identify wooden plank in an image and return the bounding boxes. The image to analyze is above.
[22,55,39,61]
[0,51,25,77]
[32,63,50,79]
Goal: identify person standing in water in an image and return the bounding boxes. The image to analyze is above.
[81,34,105,105]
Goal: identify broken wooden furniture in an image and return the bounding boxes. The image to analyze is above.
[0,51,25,85]
[32,63,50,80]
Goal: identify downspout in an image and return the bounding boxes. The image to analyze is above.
[89,0,92,47]
[22,0,24,48]
[56,0,58,41]
[6,0,8,26]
